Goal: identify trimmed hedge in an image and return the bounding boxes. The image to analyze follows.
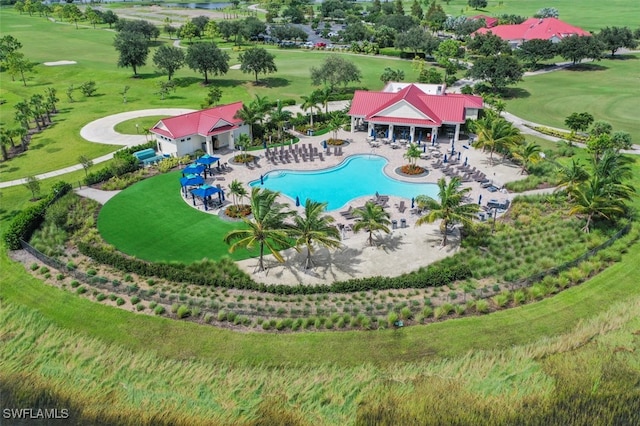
[84,141,157,185]
[4,181,72,250]
[77,241,471,294]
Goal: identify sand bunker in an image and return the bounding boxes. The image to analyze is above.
[44,60,77,66]
[230,64,241,70]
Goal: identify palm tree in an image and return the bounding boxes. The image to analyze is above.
[250,94,271,125]
[228,179,247,208]
[14,126,28,151]
[224,188,292,272]
[45,87,59,114]
[269,100,292,143]
[568,176,631,233]
[593,149,633,184]
[234,104,260,142]
[403,143,422,169]
[316,86,332,115]
[328,112,346,141]
[352,201,391,246]
[511,141,542,174]
[555,159,589,199]
[415,177,479,246]
[291,200,342,269]
[0,130,10,161]
[301,92,321,129]
[469,112,524,162]
[14,100,31,130]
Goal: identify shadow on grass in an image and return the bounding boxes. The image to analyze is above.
[258,77,290,88]
[172,77,202,88]
[608,54,639,60]
[503,87,531,100]
[565,63,609,72]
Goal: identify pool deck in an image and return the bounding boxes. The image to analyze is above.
[176,129,528,285]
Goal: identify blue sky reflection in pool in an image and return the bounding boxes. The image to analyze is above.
[251,155,439,211]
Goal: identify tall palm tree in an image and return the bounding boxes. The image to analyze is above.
[250,94,271,125]
[328,112,346,141]
[14,100,31,130]
[269,100,292,143]
[555,159,589,198]
[228,179,247,208]
[352,201,391,246]
[316,86,332,115]
[301,92,321,129]
[415,177,479,246]
[568,176,631,233]
[469,112,524,162]
[234,104,260,142]
[14,126,28,151]
[511,141,542,174]
[291,200,342,269]
[593,149,633,184]
[45,87,59,114]
[224,188,292,272]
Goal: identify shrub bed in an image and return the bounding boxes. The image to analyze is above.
[225,205,251,219]
[400,165,426,175]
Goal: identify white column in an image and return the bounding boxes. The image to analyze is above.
[350,116,355,133]
[410,126,415,142]
[206,138,213,155]
[228,132,235,150]
[388,124,394,139]
[454,123,460,143]
[368,123,374,136]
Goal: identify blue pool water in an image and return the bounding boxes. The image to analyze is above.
[250,155,439,211]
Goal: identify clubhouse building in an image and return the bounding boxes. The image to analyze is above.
[348,83,483,143]
[150,102,250,157]
[474,17,590,48]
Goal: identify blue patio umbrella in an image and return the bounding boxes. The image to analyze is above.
[195,154,219,166]
[370,128,375,137]
[423,144,426,153]
[432,139,435,146]
[385,129,389,138]
[463,157,468,166]
[183,163,206,176]
[418,131,423,142]
[322,140,327,149]
[411,197,415,208]
[458,152,461,161]
[180,174,204,188]
[443,154,448,163]
[260,174,264,185]
[392,133,396,142]
[451,145,455,156]
[295,196,300,207]
[478,194,482,205]
[263,139,267,149]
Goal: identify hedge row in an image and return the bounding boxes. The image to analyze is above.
[77,241,472,294]
[84,141,157,186]
[4,181,72,250]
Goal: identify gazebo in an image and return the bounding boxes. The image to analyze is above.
[182,163,206,177]
[179,174,204,195]
[191,185,225,211]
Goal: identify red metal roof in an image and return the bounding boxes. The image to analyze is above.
[474,17,590,42]
[150,102,244,139]
[470,15,498,28]
[349,85,483,126]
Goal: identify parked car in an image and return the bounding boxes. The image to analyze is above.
[314,42,326,48]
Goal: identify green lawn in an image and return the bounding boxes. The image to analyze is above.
[113,116,168,135]
[506,54,640,142]
[441,0,640,31]
[97,171,256,263]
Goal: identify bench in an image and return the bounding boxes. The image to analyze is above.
[133,148,164,166]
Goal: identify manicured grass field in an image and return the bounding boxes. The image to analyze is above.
[441,0,640,31]
[506,54,640,142]
[0,11,419,182]
[113,116,168,135]
[97,171,255,263]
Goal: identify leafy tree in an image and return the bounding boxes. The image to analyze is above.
[590,120,613,137]
[370,0,382,14]
[467,55,523,92]
[0,35,22,63]
[85,7,101,29]
[217,20,243,44]
[155,80,176,100]
[66,84,75,102]
[372,25,397,48]
[467,32,511,56]
[79,81,97,97]
[310,56,361,91]
[185,42,229,84]
[153,45,185,80]
[29,94,47,129]
[511,141,542,174]
[281,6,306,24]
[64,4,82,29]
[113,31,149,76]
[120,85,130,103]
[564,112,594,138]
[468,0,487,10]
[270,24,308,42]
[102,10,118,28]
[5,51,34,87]
[557,35,604,64]
[78,155,93,176]
[395,27,439,55]
[469,111,524,161]
[201,86,223,109]
[516,39,556,68]
[419,67,443,84]
[291,200,341,270]
[24,175,41,200]
[224,187,293,272]
[243,16,267,40]
[410,0,423,20]
[179,21,198,42]
[115,19,159,40]
[424,0,447,32]
[14,126,28,152]
[238,47,277,83]
[204,20,218,39]
[393,0,404,15]
[597,26,637,57]
[352,201,391,246]
[534,7,559,18]
[191,16,210,38]
[380,67,405,84]
[0,127,11,161]
[415,177,479,246]
[376,14,418,33]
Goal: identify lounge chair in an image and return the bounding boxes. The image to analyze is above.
[340,206,353,217]
[398,200,406,213]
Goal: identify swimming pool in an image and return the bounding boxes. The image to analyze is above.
[250,154,439,211]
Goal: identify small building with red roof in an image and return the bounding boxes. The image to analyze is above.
[469,14,498,29]
[348,83,483,143]
[150,102,249,157]
[474,17,590,48]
